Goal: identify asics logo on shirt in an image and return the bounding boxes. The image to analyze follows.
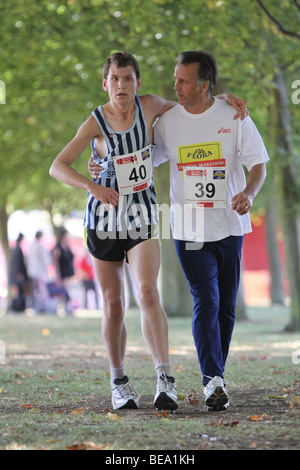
[218,127,231,134]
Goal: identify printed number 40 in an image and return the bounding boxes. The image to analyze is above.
[195,182,215,198]
[129,165,146,183]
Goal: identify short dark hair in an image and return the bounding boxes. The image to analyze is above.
[177,50,218,96]
[16,233,24,243]
[103,51,141,80]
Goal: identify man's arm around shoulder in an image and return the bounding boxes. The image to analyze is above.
[140,94,177,121]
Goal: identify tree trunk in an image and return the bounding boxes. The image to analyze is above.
[270,70,300,330]
[160,237,193,317]
[236,262,247,320]
[265,197,285,304]
[0,203,10,312]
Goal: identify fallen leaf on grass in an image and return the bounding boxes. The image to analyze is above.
[41,328,50,336]
[230,420,240,427]
[71,407,85,415]
[177,393,188,401]
[67,443,87,450]
[177,392,199,404]
[264,395,286,399]
[106,411,122,421]
[67,441,108,450]
[264,391,300,408]
[287,396,300,409]
[188,392,198,405]
[21,404,35,409]
[211,419,239,427]
[154,410,169,419]
[46,374,58,381]
[101,408,111,414]
[293,396,300,405]
[248,413,268,421]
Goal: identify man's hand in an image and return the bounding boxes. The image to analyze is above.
[89,180,119,211]
[88,154,119,210]
[88,154,103,179]
[231,163,267,215]
[231,192,253,215]
[221,93,249,120]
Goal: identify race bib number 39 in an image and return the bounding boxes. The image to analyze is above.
[182,159,227,208]
[113,145,153,196]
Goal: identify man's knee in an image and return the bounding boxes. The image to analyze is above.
[103,294,125,320]
[136,283,159,308]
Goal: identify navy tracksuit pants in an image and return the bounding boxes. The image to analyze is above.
[174,236,243,385]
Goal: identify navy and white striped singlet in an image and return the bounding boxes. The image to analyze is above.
[83,95,158,233]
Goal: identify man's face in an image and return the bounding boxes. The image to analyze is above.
[174,62,206,110]
[103,63,141,105]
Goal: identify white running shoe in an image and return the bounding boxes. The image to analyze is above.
[111,376,139,410]
[153,372,178,410]
[203,376,229,411]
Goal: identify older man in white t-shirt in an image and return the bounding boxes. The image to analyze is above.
[154,50,269,410]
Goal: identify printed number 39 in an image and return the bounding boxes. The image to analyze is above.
[195,182,215,199]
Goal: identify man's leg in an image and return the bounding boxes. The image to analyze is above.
[92,257,139,409]
[217,236,243,369]
[174,240,223,382]
[203,236,243,410]
[127,237,178,409]
[127,237,169,365]
[92,258,127,368]
[174,237,243,410]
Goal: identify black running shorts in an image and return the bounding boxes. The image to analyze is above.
[84,225,159,262]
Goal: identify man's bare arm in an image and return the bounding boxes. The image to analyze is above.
[231,163,267,215]
[50,116,119,209]
[140,94,177,122]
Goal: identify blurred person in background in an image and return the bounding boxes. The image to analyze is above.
[27,231,51,313]
[51,228,75,314]
[79,248,100,309]
[9,233,29,312]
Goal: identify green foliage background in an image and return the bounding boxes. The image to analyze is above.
[1,0,299,218]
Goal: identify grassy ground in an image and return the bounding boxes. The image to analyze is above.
[0,305,299,451]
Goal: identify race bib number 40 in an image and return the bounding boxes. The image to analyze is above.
[181,159,228,208]
[113,145,153,196]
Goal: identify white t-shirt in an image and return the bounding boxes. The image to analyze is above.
[27,240,50,282]
[154,98,269,242]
